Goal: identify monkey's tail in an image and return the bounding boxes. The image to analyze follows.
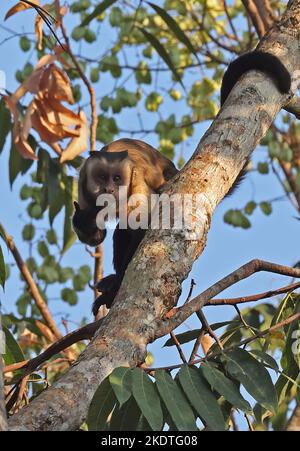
[220,51,291,106]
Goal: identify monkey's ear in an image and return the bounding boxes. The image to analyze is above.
[74,201,81,212]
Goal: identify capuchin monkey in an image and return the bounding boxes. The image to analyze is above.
[73,138,178,314]
[74,51,291,315]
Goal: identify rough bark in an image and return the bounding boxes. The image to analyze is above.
[8,0,300,431]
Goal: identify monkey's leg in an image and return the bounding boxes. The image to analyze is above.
[93,227,146,313]
[96,274,120,293]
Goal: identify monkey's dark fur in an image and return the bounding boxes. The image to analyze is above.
[220,51,291,106]
[73,51,291,315]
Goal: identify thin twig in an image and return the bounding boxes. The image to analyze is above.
[205,281,300,306]
[0,223,61,340]
[4,319,102,412]
[196,310,224,350]
[188,329,206,363]
[147,311,300,373]
[245,414,255,431]
[242,0,266,37]
[155,259,300,339]
[184,279,196,305]
[60,25,97,150]
[170,331,187,363]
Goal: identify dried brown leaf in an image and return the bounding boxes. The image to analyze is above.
[5,0,40,20]
[48,66,74,104]
[35,14,43,50]
[3,95,38,160]
[34,96,80,136]
[60,110,88,163]
[31,105,79,143]
[41,96,83,125]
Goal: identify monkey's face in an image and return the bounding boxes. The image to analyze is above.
[84,151,132,206]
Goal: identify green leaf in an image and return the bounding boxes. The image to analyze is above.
[46,229,58,245]
[37,241,49,258]
[223,349,278,413]
[9,142,33,187]
[108,397,142,431]
[47,158,61,206]
[84,28,96,43]
[224,209,251,229]
[0,245,6,289]
[49,192,64,225]
[109,367,132,407]
[260,202,272,216]
[3,326,25,365]
[178,365,225,431]
[20,36,31,52]
[244,201,257,216]
[139,28,184,89]
[22,224,35,241]
[61,288,78,305]
[0,99,11,153]
[280,144,293,162]
[62,205,76,255]
[250,350,279,372]
[201,362,251,413]
[257,162,269,174]
[132,368,163,431]
[148,2,200,63]
[90,67,100,83]
[81,0,118,26]
[155,369,197,431]
[163,322,239,347]
[87,378,117,431]
[268,141,281,158]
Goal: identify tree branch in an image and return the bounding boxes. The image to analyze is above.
[205,280,300,306]
[242,0,266,37]
[4,320,102,413]
[0,223,62,341]
[155,260,300,338]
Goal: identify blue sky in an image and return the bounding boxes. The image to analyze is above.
[0,1,299,377]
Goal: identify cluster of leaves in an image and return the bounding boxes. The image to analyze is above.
[87,348,274,431]
[87,292,299,432]
[2,314,86,394]
[164,295,300,430]
[224,124,300,228]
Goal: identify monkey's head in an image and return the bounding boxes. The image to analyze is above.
[83,150,133,204]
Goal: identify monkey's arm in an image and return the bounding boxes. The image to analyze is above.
[220,51,291,106]
[72,202,107,247]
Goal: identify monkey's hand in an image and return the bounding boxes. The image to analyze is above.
[72,201,106,247]
[96,274,121,293]
[92,274,122,314]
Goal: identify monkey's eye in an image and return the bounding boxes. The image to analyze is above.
[113,175,121,183]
